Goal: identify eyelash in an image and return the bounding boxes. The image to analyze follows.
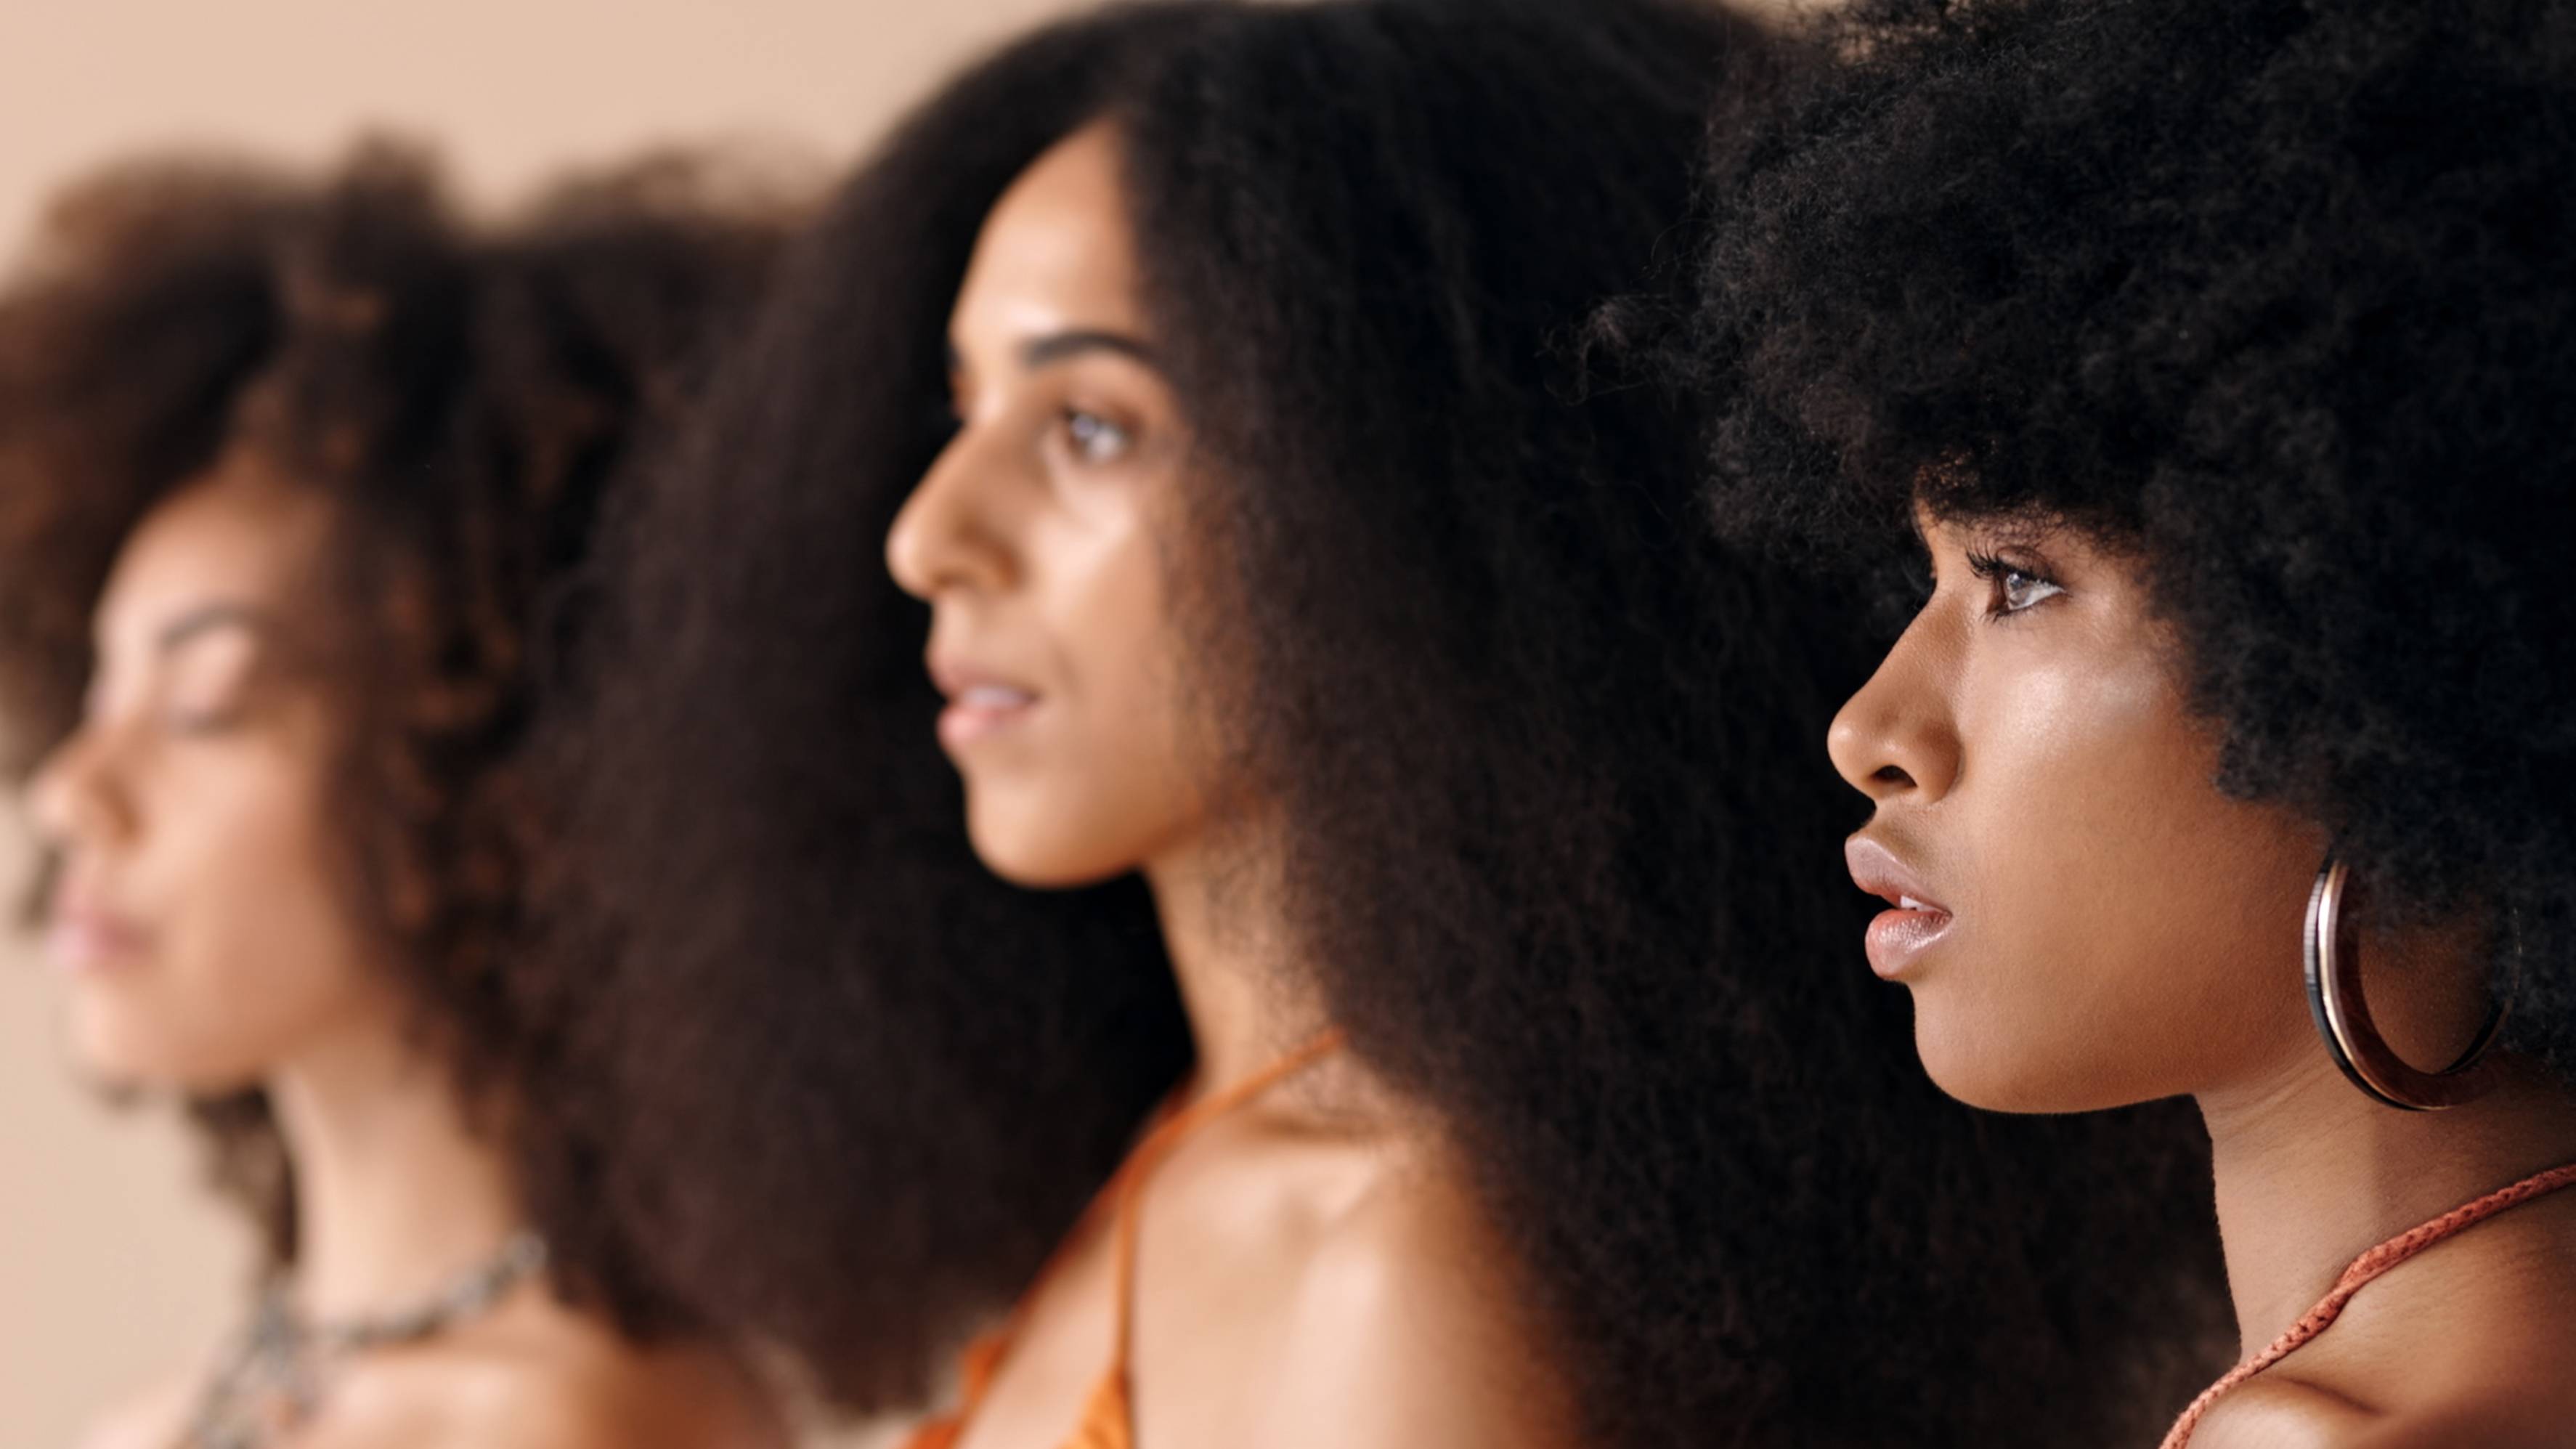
[1963,549,2066,621]
[163,702,251,736]
[75,678,248,738]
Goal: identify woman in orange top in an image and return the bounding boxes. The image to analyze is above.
[1689,0,2576,1443]
[553,1,2230,1445]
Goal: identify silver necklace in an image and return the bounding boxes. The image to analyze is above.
[180,1231,548,1449]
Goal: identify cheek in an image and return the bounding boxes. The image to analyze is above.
[69,746,388,1089]
[1083,546,1195,790]
[961,505,1206,887]
[1922,646,2322,1108]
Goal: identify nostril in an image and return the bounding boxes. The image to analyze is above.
[1872,763,1916,790]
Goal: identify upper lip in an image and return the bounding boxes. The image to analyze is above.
[1845,835,1951,915]
[47,881,149,943]
[925,651,1040,704]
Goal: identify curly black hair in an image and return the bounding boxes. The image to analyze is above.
[557,0,2230,1440]
[1683,0,2576,1088]
[0,142,790,1336]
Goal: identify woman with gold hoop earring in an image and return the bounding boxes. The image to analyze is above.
[1681,0,2576,1445]
[2304,856,2516,1114]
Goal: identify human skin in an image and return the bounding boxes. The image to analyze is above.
[883,123,1574,1449]
[31,458,780,1449]
[1829,506,2576,1446]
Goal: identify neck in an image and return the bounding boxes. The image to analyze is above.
[266,1006,527,1322]
[1144,832,1331,1097]
[2200,1050,2576,1354]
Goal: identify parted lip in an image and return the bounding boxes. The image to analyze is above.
[925,646,1044,755]
[925,652,1040,704]
[1844,835,1951,916]
[49,878,143,932]
[44,878,153,965]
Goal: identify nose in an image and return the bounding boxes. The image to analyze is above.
[25,722,137,855]
[886,422,1019,605]
[1827,614,1962,808]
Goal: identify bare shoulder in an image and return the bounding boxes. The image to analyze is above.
[441,1342,779,1449]
[328,1298,784,1449]
[2190,1376,2371,1449]
[2211,1194,2576,1449]
[2197,1253,2576,1449]
[2347,1400,2576,1449]
[1248,1143,1578,1449]
[2203,1382,2576,1449]
[75,1371,199,1449]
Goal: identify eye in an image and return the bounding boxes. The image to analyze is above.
[161,701,250,737]
[1964,550,2065,619]
[1062,408,1134,466]
[156,637,264,736]
[158,680,254,736]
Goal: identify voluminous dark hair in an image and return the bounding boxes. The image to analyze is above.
[0,143,789,1336]
[560,0,2229,1440]
[1683,0,2576,1086]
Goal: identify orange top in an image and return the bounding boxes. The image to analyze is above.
[2160,1161,2576,1449]
[903,1031,1347,1449]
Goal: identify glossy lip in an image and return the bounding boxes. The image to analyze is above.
[1844,835,1955,981]
[926,652,1043,752]
[44,887,153,975]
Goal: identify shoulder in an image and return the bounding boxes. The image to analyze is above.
[2195,1356,2576,1449]
[2189,1376,2370,1449]
[76,1371,198,1449]
[339,1302,784,1449]
[1248,1146,1579,1449]
[2202,1196,2576,1449]
[2345,1399,2576,1449]
[2201,1382,2576,1449]
[1294,1154,1504,1326]
[430,1356,771,1449]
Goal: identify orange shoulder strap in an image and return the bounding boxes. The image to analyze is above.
[2160,1161,2576,1449]
[902,1028,1348,1449]
[1100,1029,1349,1381]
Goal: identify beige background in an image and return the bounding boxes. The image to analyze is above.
[0,1,1803,1444]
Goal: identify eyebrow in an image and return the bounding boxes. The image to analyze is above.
[944,328,1163,378]
[1912,498,2064,548]
[1020,328,1157,371]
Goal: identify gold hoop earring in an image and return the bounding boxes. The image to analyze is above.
[2303,855,2510,1111]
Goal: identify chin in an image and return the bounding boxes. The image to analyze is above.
[1909,999,2137,1116]
[67,1005,261,1096]
[967,843,1095,890]
[1911,1020,2030,1113]
[68,1039,234,1095]
[962,787,1147,891]
[964,814,1121,891]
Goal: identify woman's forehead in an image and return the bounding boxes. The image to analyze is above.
[951,125,1147,361]
[94,457,330,660]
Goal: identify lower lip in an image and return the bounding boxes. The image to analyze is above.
[936,696,1039,750]
[1864,907,1954,980]
[46,920,147,975]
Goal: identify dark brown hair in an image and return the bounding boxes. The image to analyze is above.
[0,141,789,1335]
[1683,0,2576,1089]
[553,1,2232,1440]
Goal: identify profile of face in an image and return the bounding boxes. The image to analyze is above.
[1828,510,2330,1113]
[27,456,400,1092]
[886,123,1208,889]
